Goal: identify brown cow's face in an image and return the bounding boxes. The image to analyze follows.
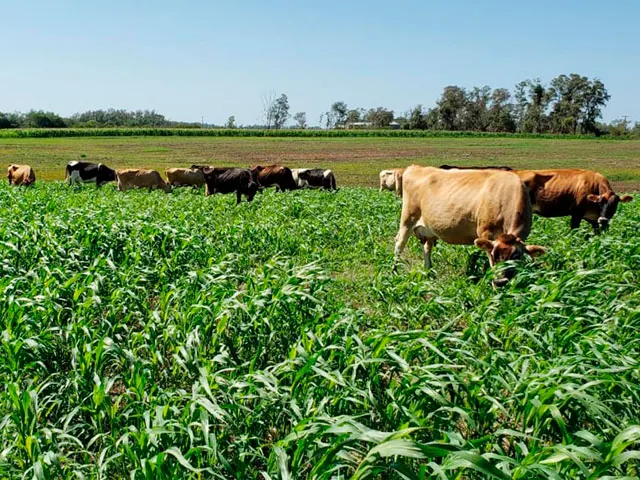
[587,193,633,230]
[475,234,546,287]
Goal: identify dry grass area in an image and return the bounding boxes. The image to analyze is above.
[1,136,639,190]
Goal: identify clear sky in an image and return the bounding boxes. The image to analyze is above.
[2,0,639,125]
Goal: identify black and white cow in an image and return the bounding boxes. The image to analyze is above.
[65,161,116,187]
[294,168,337,190]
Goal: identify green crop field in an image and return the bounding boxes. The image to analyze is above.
[1,135,639,191]
[0,181,639,478]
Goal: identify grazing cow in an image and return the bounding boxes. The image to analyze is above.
[7,164,36,186]
[165,167,205,188]
[395,165,545,287]
[115,169,172,193]
[201,167,260,204]
[379,168,405,196]
[439,164,514,171]
[514,169,633,233]
[65,161,116,187]
[250,165,297,191]
[295,168,337,190]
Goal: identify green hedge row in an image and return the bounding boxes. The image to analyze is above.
[0,127,632,140]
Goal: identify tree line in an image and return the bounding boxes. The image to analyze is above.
[2,73,639,136]
[0,109,202,129]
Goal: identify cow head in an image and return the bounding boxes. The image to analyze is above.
[586,192,633,230]
[474,234,546,287]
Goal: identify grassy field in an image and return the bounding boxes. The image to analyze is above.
[0,182,639,478]
[1,136,639,190]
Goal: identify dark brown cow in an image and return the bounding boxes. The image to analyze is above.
[251,165,297,191]
[201,167,260,204]
[7,164,36,186]
[516,169,632,233]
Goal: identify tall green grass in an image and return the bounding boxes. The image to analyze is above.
[0,184,638,478]
[0,127,630,140]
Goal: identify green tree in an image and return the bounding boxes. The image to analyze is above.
[293,112,307,129]
[435,86,467,130]
[407,105,428,130]
[363,107,394,128]
[330,102,348,127]
[514,79,551,133]
[269,94,290,129]
[226,115,236,128]
[487,88,516,132]
[463,86,491,131]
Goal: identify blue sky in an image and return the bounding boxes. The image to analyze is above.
[1,0,639,125]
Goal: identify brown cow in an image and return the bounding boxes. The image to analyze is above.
[165,167,205,187]
[7,164,36,186]
[395,165,545,286]
[116,169,172,193]
[515,169,632,233]
[251,165,297,191]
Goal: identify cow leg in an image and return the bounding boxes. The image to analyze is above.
[570,214,582,229]
[393,221,415,272]
[424,239,436,269]
[236,190,242,205]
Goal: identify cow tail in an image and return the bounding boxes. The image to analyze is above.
[64,164,70,181]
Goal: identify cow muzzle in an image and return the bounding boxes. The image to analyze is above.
[597,217,609,230]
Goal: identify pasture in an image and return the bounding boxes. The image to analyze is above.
[1,135,639,190]
[0,179,639,478]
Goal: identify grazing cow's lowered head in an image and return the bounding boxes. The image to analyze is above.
[586,191,633,230]
[474,234,546,287]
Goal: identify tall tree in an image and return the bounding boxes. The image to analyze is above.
[226,116,236,128]
[330,102,348,127]
[269,94,290,129]
[487,88,516,132]
[407,105,428,130]
[463,86,491,131]
[293,112,307,129]
[514,79,551,133]
[435,86,467,130]
[261,91,277,129]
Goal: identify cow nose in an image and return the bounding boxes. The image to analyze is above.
[493,277,509,288]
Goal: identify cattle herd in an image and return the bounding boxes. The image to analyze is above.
[6,160,634,287]
[382,165,633,286]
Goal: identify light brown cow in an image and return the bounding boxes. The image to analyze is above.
[515,169,632,233]
[395,165,545,286]
[165,167,205,188]
[7,164,36,186]
[379,168,405,196]
[116,169,171,193]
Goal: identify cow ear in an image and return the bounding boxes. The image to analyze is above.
[474,238,494,252]
[620,195,633,203]
[525,245,546,258]
[586,194,601,203]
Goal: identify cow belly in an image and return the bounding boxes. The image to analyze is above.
[70,170,95,183]
[416,217,477,245]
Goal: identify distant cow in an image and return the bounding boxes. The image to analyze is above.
[115,169,172,193]
[439,164,514,171]
[395,165,545,287]
[201,167,260,204]
[515,169,632,233]
[65,161,116,187]
[294,168,337,190]
[165,167,205,187]
[251,165,297,191]
[379,168,405,196]
[7,164,36,186]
